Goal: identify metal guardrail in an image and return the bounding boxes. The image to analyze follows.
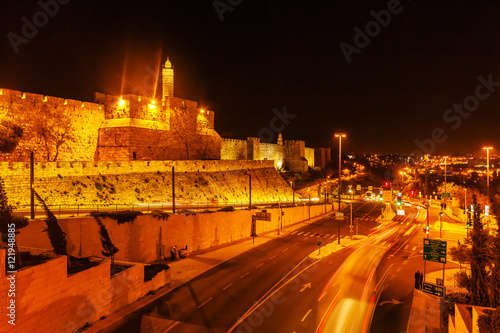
[13,199,334,218]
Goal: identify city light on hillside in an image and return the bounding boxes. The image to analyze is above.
[119,97,125,106]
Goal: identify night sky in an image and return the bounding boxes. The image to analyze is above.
[1,0,500,155]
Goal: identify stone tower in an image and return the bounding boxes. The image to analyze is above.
[162,57,174,99]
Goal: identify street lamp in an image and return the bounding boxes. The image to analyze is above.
[335,133,346,245]
[335,133,347,212]
[399,171,406,191]
[482,147,493,193]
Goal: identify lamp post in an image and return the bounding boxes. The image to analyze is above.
[335,133,346,212]
[399,171,405,191]
[482,147,493,193]
[335,133,346,245]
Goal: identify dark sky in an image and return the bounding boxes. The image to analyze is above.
[1,0,500,155]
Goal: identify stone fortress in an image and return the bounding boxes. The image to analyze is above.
[0,58,331,206]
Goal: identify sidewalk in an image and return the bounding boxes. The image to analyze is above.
[84,210,338,332]
[407,268,464,333]
[407,205,468,333]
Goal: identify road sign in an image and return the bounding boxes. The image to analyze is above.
[335,212,344,217]
[397,209,405,216]
[436,278,443,286]
[485,205,490,217]
[356,184,361,191]
[423,239,447,263]
[383,190,392,203]
[423,282,445,297]
[368,186,373,191]
[317,242,322,246]
[442,193,450,198]
[255,212,271,221]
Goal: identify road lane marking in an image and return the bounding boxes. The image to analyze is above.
[282,247,289,252]
[293,242,299,246]
[318,291,327,301]
[240,272,249,278]
[228,257,319,332]
[269,254,277,260]
[297,232,304,235]
[256,263,264,268]
[164,322,179,332]
[411,246,417,251]
[301,309,312,322]
[223,283,233,290]
[404,245,409,250]
[197,297,213,309]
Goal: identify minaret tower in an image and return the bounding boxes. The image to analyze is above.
[162,57,174,100]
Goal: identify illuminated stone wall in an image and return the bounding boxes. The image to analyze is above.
[0,88,104,162]
[305,147,315,168]
[220,138,248,160]
[0,248,169,333]
[285,140,308,172]
[0,160,292,207]
[220,137,313,172]
[0,87,221,163]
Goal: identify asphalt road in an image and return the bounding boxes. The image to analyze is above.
[99,201,382,333]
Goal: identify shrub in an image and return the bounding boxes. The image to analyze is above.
[90,210,142,224]
[478,308,500,333]
[151,210,170,220]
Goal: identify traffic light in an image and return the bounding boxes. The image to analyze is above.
[397,193,402,206]
[423,226,429,234]
[467,220,472,227]
[379,191,383,202]
[384,182,390,188]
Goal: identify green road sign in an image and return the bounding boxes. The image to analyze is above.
[423,238,447,263]
[442,193,450,198]
[423,282,445,297]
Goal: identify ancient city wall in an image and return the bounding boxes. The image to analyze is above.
[15,204,335,263]
[0,160,292,207]
[0,248,169,333]
[305,147,315,168]
[0,88,104,162]
[260,142,285,169]
[220,138,248,160]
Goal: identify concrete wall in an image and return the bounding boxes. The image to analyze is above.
[0,248,170,333]
[16,204,334,263]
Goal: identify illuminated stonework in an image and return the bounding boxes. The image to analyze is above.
[0,58,327,171]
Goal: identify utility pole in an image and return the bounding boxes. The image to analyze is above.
[172,166,175,214]
[30,151,34,219]
[248,174,252,209]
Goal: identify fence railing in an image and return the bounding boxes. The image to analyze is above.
[13,198,335,219]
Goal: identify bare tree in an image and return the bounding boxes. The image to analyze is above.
[170,107,196,160]
[32,105,75,161]
[0,119,23,153]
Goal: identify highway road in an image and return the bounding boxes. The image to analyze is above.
[99,201,381,332]
[97,200,460,332]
